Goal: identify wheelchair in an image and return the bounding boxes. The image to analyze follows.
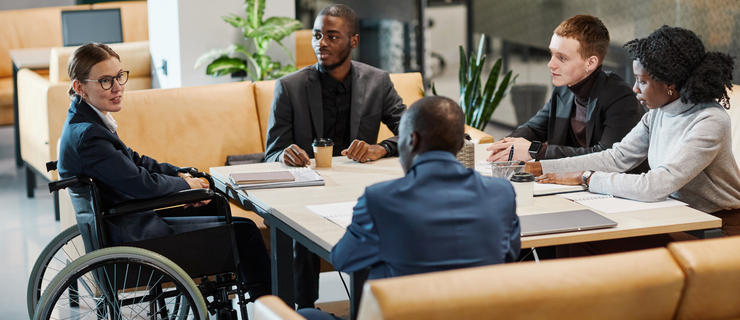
[29,161,260,320]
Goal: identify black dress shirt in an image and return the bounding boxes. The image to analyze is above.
[318,69,353,156]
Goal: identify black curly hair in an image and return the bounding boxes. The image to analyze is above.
[623,25,735,109]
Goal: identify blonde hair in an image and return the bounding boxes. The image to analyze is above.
[67,43,120,99]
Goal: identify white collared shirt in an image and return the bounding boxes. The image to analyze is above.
[87,102,118,133]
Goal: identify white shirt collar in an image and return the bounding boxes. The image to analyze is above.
[87,102,118,133]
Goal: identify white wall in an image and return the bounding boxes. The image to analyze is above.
[149,0,297,89]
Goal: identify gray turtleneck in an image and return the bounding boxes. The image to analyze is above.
[541,98,740,213]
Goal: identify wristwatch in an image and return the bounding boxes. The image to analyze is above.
[582,170,595,186]
[528,141,542,160]
[379,142,392,158]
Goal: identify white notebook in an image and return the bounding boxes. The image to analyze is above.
[228,168,324,190]
[306,201,357,228]
[558,191,688,214]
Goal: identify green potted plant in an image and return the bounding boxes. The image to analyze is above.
[453,34,518,131]
[194,0,303,81]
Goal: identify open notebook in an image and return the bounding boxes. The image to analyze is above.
[559,191,688,214]
[228,168,324,190]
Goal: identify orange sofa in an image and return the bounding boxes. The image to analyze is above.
[254,235,740,320]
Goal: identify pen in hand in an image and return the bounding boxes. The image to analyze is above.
[508,146,514,161]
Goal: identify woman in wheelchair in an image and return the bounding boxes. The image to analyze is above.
[57,43,271,299]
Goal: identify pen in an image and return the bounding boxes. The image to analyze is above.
[508,146,514,161]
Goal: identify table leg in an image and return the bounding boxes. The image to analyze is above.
[687,228,723,239]
[349,268,369,320]
[12,62,22,167]
[26,165,36,198]
[270,221,295,308]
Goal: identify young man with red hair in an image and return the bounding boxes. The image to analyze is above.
[487,15,644,165]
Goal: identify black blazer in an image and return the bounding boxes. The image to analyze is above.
[510,70,644,159]
[58,97,189,246]
[264,61,406,162]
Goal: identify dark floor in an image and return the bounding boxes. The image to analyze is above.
[0,125,59,320]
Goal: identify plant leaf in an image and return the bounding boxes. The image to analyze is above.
[476,34,485,66]
[206,56,247,77]
[262,17,303,41]
[432,83,438,96]
[245,0,265,30]
[481,58,502,105]
[481,71,516,130]
[223,14,247,28]
[458,45,467,100]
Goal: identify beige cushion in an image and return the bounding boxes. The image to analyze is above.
[725,85,740,168]
[669,237,740,320]
[50,41,151,83]
[295,30,317,70]
[358,248,685,320]
[0,77,14,124]
[115,82,263,172]
[254,80,278,144]
[254,296,306,320]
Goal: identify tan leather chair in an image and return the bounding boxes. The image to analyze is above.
[295,30,317,70]
[725,85,740,168]
[254,296,307,320]
[357,248,684,320]
[668,236,740,320]
[18,41,151,182]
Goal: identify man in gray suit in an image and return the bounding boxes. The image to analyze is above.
[263,4,406,308]
[264,4,406,166]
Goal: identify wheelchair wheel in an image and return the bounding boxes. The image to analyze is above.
[33,246,208,320]
[27,225,84,319]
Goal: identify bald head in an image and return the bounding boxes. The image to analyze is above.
[404,96,465,153]
[398,96,465,173]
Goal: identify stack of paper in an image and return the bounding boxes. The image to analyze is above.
[228,168,324,190]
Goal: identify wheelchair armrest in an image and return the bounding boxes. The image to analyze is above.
[48,175,95,193]
[177,167,199,176]
[108,189,215,216]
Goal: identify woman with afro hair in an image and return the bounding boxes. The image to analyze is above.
[527,25,740,256]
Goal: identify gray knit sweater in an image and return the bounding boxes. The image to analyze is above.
[541,98,740,213]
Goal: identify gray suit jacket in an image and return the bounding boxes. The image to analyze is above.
[264,61,406,162]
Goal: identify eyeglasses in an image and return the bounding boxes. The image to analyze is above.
[83,71,129,90]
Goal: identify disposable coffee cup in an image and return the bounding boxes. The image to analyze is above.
[312,138,334,167]
[510,172,535,206]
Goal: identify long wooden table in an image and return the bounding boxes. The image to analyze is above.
[210,144,721,318]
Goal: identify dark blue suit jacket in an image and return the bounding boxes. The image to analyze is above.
[58,97,190,246]
[330,151,521,279]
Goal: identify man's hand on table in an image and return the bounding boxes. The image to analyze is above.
[486,137,533,162]
[341,139,387,163]
[281,144,311,167]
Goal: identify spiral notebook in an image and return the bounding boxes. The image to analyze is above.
[228,168,324,190]
[558,191,688,214]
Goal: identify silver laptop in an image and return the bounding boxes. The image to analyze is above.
[519,209,617,237]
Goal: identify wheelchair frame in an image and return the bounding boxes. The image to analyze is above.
[29,161,257,320]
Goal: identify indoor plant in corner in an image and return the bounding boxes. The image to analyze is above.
[456,34,518,131]
[194,0,303,81]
